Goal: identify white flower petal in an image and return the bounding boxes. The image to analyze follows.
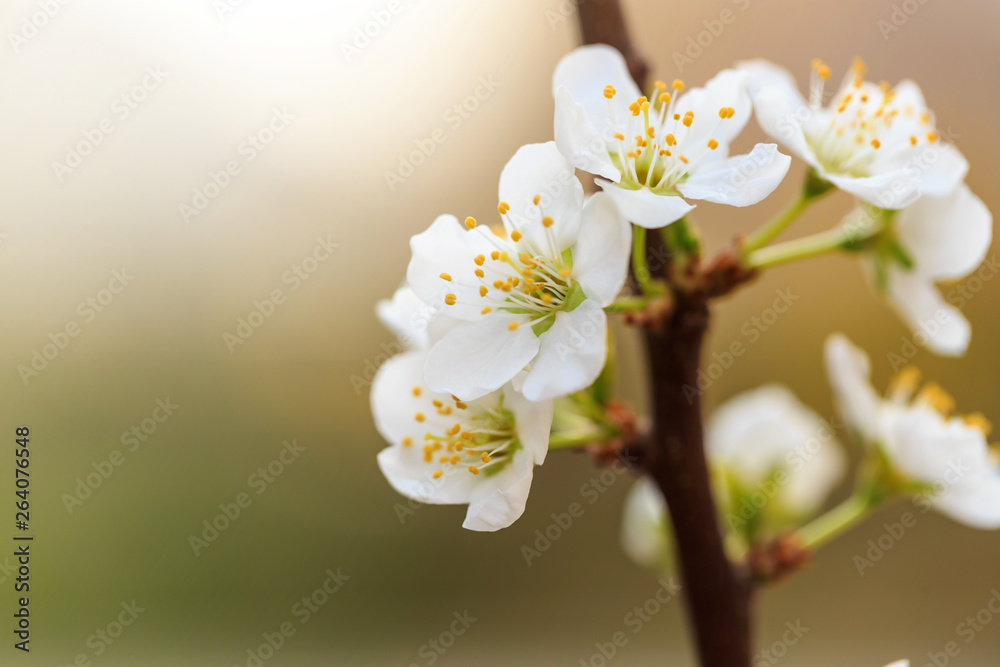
[463,450,536,531]
[678,68,752,149]
[935,472,1000,529]
[739,62,814,165]
[498,142,585,252]
[596,179,695,229]
[884,264,971,356]
[407,215,503,321]
[424,315,540,400]
[554,86,620,182]
[916,142,968,197]
[678,144,790,207]
[823,170,922,210]
[521,301,608,401]
[551,44,642,132]
[377,445,481,505]
[896,184,992,281]
[506,386,555,465]
[376,286,435,350]
[572,192,631,307]
[824,334,884,444]
[621,478,671,569]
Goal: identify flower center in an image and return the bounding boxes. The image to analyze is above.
[601,80,734,193]
[440,205,585,335]
[405,388,520,479]
[803,58,938,178]
[887,365,992,436]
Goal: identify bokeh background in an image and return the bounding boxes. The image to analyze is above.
[1,0,999,664]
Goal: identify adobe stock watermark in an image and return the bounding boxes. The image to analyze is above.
[17,268,135,386]
[682,288,799,403]
[179,107,294,223]
[233,566,349,667]
[222,235,339,353]
[671,0,751,73]
[521,449,637,566]
[214,0,248,20]
[752,620,809,666]
[578,577,681,667]
[407,611,477,667]
[920,589,1000,667]
[52,65,168,181]
[188,439,306,556]
[853,458,971,576]
[340,0,410,63]
[725,416,844,532]
[877,0,931,40]
[61,397,180,514]
[384,75,502,192]
[55,600,145,666]
[8,0,72,53]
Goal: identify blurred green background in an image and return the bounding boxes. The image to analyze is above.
[1,0,999,664]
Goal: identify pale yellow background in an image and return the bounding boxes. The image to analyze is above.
[1,0,998,665]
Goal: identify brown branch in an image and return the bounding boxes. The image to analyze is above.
[574,4,755,666]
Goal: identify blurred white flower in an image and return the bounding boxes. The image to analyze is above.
[826,334,1000,529]
[741,58,967,209]
[371,349,553,531]
[708,384,846,536]
[621,477,671,571]
[552,44,789,229]
[843,184,992,356]
[407,142,630,402]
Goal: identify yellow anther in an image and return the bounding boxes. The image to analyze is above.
[926,131,938,142]
[682,114,693,128]
[450,455,460,464]
[512,277,520,287]
[679,155,689,164]
[508,321,519,331]
[654,80,666,91]
[465,216,477,229]
[659,93,670,104]
[852,56,867,77]
[479,285,488,297]
[468,466,480,475]
[460,431,475,440]
[455,401,467,410]
[491,224,507,239]
[664,133,676,146]
[415,412,425,422]
[659,149,670,156]
[439,273,452,281]
[811,58,831,80]
[542,216,554,228]
[423,451,433,463]
[629,102,640,116]
[449,424,461,435]
[444,294,457,306]
[673,113,680,120]
[641,101,650,111]
[491,250,500,260]
[474,254,486,266]
[412,386,422,397]
[481,306,491,315]
[860,94,869,103]
[533,194,541,205]
[613,132,625,141]
[438,406,452,416]
[603,86,615,100]
[497,201,510,214]
[672,79,684,91]
[964,413,993,437]
[433,470,444,479]
[910,135,918,145]
[475,268,485,278]
[870,138,881,149]
[511,230,522,242]
[920,111,931,124]
[438,455,449,463]
[707,138,719,150]
[499,251,509,261]
[559,268,572,277]
[493,279,504,289]
[520,252,534,264]
[916,382,955,415]
[541,293,554,305]
[432,399,443,408]
[402,437,412,447]
[481,452,491,463]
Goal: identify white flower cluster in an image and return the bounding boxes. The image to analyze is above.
[370,46,994,538]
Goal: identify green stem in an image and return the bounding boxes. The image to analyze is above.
[632,225,653,294]
[743,227,854,269]
[742,194,813,254]
[798,493,873,549]
[548,429,619,450]
[605,295,651,313]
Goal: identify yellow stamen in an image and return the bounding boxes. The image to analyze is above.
[672,79,684,91]
[963,413,993,437]
[532,194,541,205]
[468,466,480,475]
[511,230,522,242]
[707,138,719,150]
[432,470,444,479]
[412,386,422,397]
[414,412,425,422]
[474,254,485,266]
[444,294,457,306]
[481,306,491,315]
[870,139,881,149]
[439,273,452,281]
[465,217,477,229]
[542,216,554,228]
[402,437,412,447]
[479,285,488,297]
[508,321,519,331]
